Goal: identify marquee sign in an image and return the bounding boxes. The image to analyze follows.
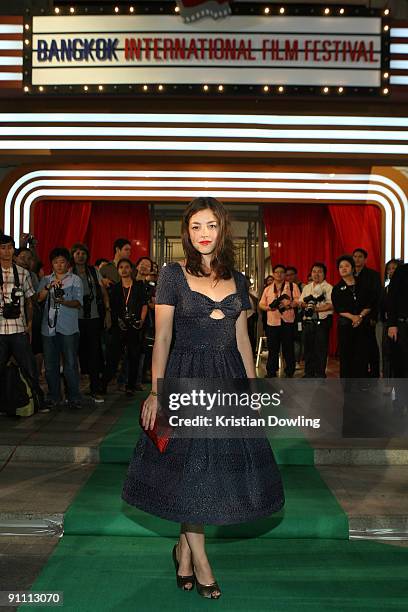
[27,11,388,94]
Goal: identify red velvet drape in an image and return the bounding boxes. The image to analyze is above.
[263,203,382,356]
[33,200,150,270]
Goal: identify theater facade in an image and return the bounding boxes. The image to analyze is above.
[1,0,408,287]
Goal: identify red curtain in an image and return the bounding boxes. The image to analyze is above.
[33,200,150,270]
[84,201,150,263]
[34,200,92,270]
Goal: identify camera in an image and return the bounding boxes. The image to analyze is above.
[123,313,143,330]
[269,294,291,314]
[303,293,326,320]
[53,285,65,308]
[2,287,23,319]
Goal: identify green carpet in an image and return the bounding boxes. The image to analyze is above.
[99,400,315,466]
[63,463,348,539]
[20,536,408,612]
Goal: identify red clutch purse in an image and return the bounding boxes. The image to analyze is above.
[139,399,172,453]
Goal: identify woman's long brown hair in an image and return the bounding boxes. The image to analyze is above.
[181,197,235,279]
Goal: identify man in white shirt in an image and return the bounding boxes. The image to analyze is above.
[300,262,333,378]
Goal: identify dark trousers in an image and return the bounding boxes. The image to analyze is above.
[0,333,44,405]
[78,318,103,394]
[303,317,331,377]
[103,327,142,391]
[390,321,408,406]
[367,323,380,378]
[266,322,295,376]
[338,323,369,378]
[247,313,258,355]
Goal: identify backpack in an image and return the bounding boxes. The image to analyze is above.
[0,362,38,417]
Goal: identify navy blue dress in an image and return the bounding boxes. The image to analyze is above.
[122,262,285,524]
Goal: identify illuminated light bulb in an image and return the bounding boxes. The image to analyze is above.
[264,7,270,14]
[384,9,390,16]
[143,85,148,91]
[323,86,329,93]
[24,86,29,92]
[24,39,30,45]
[158,84,164,91]
[279,7,285,14]
[218,85,224,91]
[175,6,180,12]
[84,85,88,91]
[69,7,75,13]
[384,25,389,31]
[324,8,330,15]
[263,85,269,92]
[383,87,389,94]
[129,6,134,13]
[383,72,389,79]
[338,86,344,93]
[278,86,284,92]
[39,86,44,92]
[114,6,119,13]
[203,85,209,91]
[24,24,30,30]
[339,8,345,14]
[54,7,60,14]
[98,85,103,91]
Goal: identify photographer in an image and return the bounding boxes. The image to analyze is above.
[102,258,148,396]
[259,263,301,377]
[37,248,83,410]
[71,243,111,403]
[0,234,44,410]
[300,262,333,378]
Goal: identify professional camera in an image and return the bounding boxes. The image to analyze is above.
[2,287,23,319]
[53,284,65,309]
[269,294,291,314]
[123,313,143,330]
[303,293,326,320]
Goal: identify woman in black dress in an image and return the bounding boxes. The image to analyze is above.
[122,198,285,600]
[331,255,372,377]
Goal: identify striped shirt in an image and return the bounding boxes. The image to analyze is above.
[0,264,35,335]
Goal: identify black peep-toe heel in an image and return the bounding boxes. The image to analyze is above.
[172,544,195,591]
[195,578,222,599]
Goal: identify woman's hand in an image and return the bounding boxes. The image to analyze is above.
[351,314,361,328]
[141,393,158,430]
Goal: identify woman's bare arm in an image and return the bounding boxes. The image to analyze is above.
[236,310,256,378]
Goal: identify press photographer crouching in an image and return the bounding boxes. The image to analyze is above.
[71,243,112,403]
[0,234,45,413]
[300,262,333,378]
[37,248,83,410]
[102,258,148,396]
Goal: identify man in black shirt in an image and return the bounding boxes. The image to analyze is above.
[387,263,408,379]
[353,248,382,377]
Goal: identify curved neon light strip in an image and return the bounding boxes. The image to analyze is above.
[20,187,393,263]
[5,170,404,261]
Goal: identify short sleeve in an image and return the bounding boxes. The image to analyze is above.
[72,275,84,306]
[22,269,35,300]
[236,271,251,310]
[155,264,178,306]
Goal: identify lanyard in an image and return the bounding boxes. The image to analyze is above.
[122,283,133,312]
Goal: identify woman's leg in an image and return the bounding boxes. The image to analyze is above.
[174,530,194,590]
[181,523,221,596]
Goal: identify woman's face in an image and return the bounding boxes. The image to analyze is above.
[118,262,132,278]
[311,266,324,284]
[273,267,286,283]
[188,208,219,255]
[265,276,273,286]
[137,258,151,275]
[338,260,353,278]
[387,262,398,279]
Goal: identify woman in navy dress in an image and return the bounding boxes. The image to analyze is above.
[122,197,285,600]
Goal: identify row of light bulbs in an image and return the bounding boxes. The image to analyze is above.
[51,6,391,16]
[23,84,390,94]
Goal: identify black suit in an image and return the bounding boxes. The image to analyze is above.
[354,266,382,377]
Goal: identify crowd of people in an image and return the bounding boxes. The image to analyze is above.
[0,234,157,412]
[0,229,407,416]
[258,249,406,382]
